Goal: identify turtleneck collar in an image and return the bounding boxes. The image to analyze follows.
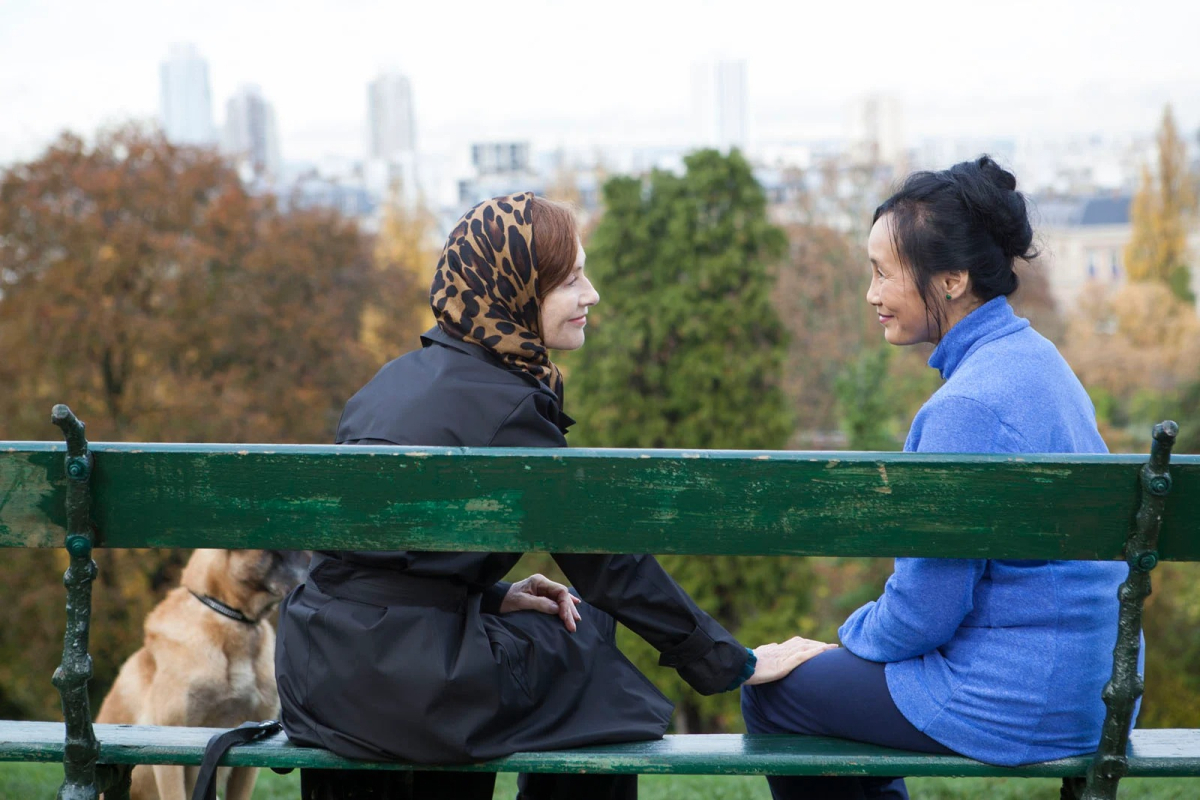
[928,296,1029,380]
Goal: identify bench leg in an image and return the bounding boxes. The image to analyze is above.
[301,769,413,799]
[301,770,499,799]
[1082,421,1178,800]
[1060,776,1085,800]
[517,773,638,800]
[51,405,102,800]
[96,765,132,800]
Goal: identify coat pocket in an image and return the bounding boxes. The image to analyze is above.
[486,623,535,700]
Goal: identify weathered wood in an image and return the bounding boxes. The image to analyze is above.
[0,447,65,547]
[2,444,1198,559]
[1,723,1198,778]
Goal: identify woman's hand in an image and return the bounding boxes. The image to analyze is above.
[500,573,583,632]
[744,637,839,685]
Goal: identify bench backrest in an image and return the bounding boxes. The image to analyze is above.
[1,408,1191,800]
[3,441,1198,559]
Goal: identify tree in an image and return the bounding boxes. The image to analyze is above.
[560,149,802,733]
[835,344,899,450]
[1062,282,1200,453]
[0,124,384,444]
[566,148,792,451]
[1125,105,1198,304]
[773,221,875,441]
[364,183,441,362]
[0,124,395,719]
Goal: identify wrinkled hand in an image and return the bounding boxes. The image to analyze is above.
[500,573,583,632]
[744,637,839,686]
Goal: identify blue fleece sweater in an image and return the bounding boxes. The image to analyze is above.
[838,296,1137,766]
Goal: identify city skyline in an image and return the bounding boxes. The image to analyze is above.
[2,0,1198,168]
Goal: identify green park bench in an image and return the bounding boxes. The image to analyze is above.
[1,404,1198,800]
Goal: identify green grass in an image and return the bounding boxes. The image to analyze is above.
[3,762,1197,799]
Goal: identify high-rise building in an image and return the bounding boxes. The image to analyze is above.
[693,58,747,153]
[159,43,216,146]
[222,85,282,181]
[368,72,416,161]
[847,94,906,171]
[365,72,419,203]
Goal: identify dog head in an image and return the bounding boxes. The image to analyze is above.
[182,549,312,623]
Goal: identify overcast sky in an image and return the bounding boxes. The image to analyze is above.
[2,0,1198,166]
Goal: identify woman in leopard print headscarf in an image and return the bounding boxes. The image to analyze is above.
[277,194,822,800]
[429,192,564,399]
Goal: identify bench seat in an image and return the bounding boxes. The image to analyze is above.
[3,722,1199,778]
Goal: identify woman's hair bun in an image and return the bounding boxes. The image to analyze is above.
[873,153,1038,327]
[948,155,1035,262]
[976,155,1017,192]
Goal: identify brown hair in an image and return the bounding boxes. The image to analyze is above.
[529,196,580,297]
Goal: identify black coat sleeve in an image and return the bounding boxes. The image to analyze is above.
[553,552,748,695]
[480,581,512,614]
[494,391,749,694]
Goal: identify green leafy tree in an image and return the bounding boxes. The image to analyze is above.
[560,149,803,733]
[567,148,792,450]
[835,344,899,451]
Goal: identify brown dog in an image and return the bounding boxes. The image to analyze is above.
[97,549,310,800]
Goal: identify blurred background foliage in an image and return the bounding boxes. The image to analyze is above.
[0,117,1197,734]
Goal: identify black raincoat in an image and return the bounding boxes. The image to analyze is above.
[275,327,749,764]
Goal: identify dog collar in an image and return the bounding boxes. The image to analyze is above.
[190,591,257,625]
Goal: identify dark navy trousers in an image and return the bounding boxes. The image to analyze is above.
[741,648,955,800]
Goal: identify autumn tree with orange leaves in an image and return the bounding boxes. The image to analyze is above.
[0,124,412,718]
[0,124,397,444]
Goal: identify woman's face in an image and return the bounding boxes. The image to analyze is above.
[541,240,599,351]
[866,215,934,346]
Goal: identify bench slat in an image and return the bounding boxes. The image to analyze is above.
[1,722,1197,778]
[3,444,1198,559]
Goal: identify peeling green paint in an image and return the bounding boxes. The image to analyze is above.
[5,446,1191,557]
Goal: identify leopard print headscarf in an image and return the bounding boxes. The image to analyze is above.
[429,193,564,400]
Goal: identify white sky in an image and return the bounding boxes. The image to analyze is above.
[2,0,1198,165]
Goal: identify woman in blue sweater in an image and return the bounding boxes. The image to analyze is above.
[741,156,1135,800]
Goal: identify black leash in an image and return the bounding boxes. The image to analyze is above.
[191,720,283,800]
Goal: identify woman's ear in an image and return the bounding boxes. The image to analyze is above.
[943,270,972,301]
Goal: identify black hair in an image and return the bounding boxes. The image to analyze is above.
[873,155,1038,340]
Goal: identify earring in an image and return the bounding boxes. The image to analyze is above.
[945,292,952,301]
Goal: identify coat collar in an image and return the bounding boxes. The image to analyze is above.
[420,326,576,434]
[928,296,1030,380]
[421,325,499,367]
